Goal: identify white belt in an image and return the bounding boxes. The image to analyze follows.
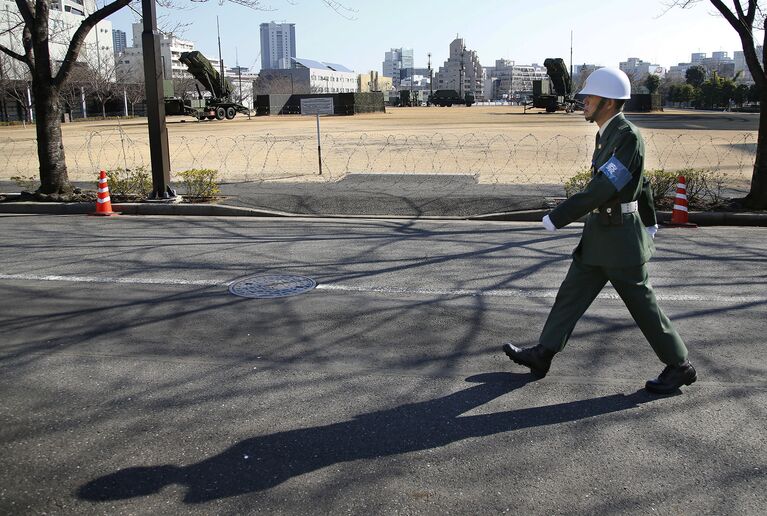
[593,201,638,215]
[621,201,638,214]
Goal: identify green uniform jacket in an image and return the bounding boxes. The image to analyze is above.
[548,114,657,267]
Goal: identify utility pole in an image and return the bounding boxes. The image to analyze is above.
[428,52,433,104]
[236,47,242,104]
[510,60,515,105]
[460,44,465,98]
[141,0,174,199]
[570,30,574,91]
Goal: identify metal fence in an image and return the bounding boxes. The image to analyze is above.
[0,128,757,186]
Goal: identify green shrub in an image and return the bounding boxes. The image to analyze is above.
[644,169,677,207]
[106,166,152,197]
[10,174,39,192]
[566,167,726,210]
[676,168,726,208]
[646,168,727,210]
[178,169,221,199]
[563,169,592,197]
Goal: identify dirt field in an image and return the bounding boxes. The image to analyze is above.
[0,106,758,186]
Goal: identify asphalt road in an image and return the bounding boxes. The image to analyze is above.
[1,214,765,515]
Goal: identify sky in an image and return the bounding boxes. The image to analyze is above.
[107,0,750,73]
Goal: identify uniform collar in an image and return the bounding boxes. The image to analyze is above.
[598,112,624,138]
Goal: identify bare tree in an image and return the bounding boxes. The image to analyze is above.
[80,42,119,118]
[0,0,351,197]
[0,53,33,123]
[58,62,90,120]
[124,80,145,117]
[670,1,767,208]
[172,74,199,100]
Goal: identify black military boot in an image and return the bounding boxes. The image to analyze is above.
[645,360,697,394]
[502,343,555,378]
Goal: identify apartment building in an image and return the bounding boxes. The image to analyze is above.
[484,59,548,101]
[116,23,200,82]
[434,38,484,100]
[0,0,114,79]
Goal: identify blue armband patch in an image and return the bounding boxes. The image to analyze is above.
[598,156,632,192]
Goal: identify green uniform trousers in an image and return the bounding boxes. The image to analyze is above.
[539,258,688,365]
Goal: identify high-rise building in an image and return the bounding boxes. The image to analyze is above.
[260,22,296,71]
[434,38,484,100]
[382,48,414,89]
[112,29,127,56]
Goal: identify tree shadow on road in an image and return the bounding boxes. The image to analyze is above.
[77,372,660,504]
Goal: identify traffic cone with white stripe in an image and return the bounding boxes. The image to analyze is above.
[90,170,119,216]
[662,175,697,228]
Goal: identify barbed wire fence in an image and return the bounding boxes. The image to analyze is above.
[0,127,757,190]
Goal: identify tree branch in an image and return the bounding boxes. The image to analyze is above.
[22,24,34,71]
[13,0,35,27]
[0,42,28,64]
[709,0,751,34]
[54,0,132,87]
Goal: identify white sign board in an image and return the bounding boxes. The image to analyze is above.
[300,97,334,115]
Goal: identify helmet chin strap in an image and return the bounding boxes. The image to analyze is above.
[586,98,607,124]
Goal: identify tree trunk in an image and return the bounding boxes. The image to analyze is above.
[743,89,767,209]
[33,82,72,195]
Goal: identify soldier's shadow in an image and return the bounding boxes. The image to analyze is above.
[78,373,656,503]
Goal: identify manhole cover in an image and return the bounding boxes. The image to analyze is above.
[229,274,317,299]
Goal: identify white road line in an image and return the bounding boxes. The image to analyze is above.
[315,284,765,303]
[1,272,764,304]
[0,273,228,287]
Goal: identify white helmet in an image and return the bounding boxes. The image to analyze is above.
[579,67,631,99]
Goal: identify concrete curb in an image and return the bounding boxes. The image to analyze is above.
[1,200,766,226]
[0,200,290,218]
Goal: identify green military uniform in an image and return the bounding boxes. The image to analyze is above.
[540,113,688,366]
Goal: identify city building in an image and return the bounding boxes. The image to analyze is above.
[667,51,738,82]
[733,47,763,83]
[117,23,201,83]
[225,66,258,109]
[484,59,548,101]
[382,48,414,90]
[260,21,296,71]
[434,38,484,100]
[112,29,127,56]
[0,0,114,80]
[619,57,665,83]
[691,52,706,63]
[254,58,357,95]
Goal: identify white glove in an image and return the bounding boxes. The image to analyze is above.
[645,224,658,239]
[542,215,557,232]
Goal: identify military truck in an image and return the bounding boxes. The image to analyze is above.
[164,51,250,120]
[530,58,578,113]
[429,89,475,107]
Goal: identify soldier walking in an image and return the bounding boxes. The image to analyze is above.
[503,68,697,394]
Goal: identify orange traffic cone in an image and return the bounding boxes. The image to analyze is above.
[662,175,697,228]
[90,170,119,216]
